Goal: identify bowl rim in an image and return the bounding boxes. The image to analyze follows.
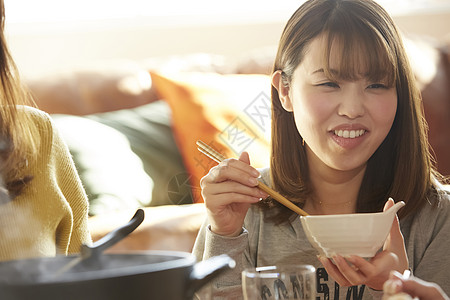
[299,201,405,220]
[299,210,384,219]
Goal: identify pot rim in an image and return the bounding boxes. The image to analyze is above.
[0,250,197,285]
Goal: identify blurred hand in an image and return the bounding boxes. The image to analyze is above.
[200,152,268,237]
[318,198,409,290]
[383,271,449,300]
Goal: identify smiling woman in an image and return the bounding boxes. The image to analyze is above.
[273,34,398,189]
[191,0,450,298]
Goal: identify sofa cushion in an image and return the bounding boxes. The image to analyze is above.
[86,100,192,207]
[150,72,272,202]
[52,114,154,216]
[53,100,191,216]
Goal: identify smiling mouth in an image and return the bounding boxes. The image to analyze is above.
[333,129,366,138]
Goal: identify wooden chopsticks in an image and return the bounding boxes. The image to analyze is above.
[196,140,309,216]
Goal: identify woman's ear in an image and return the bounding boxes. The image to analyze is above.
[271,71,293,112]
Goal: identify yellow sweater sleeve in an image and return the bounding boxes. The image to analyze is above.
[0,107,91,261]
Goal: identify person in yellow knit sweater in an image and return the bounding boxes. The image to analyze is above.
[0,0,91,261]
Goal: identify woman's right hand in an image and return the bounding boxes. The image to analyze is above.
[200,151,268,237]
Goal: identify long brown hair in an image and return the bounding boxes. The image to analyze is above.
[0,0,37,200]
[267,0,443,220]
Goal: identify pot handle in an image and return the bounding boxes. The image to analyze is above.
[82,208,145,258]
[186,254,236,297]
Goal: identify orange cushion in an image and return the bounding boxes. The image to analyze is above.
[149,71,272,202]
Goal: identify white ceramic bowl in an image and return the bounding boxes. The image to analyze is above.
[300,201,405,258]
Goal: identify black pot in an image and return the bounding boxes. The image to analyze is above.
[0,250,234,300]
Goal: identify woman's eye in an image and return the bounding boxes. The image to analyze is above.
[367,83,388,89]
[318,82,339,88]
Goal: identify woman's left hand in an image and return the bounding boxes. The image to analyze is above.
[318,198,409,290]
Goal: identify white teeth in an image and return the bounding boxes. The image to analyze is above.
[334,129,365,138]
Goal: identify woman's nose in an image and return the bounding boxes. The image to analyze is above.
[337,87,365,119]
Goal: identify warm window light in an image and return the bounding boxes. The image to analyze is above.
[4,0,300,24]
[117,71,152,96]
[5,0,450,25]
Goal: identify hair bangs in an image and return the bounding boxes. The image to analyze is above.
[320,19,397,87]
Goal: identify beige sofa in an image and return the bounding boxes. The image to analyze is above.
[27,35,450,253]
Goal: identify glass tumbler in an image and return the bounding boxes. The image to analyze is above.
[242,265,316,300]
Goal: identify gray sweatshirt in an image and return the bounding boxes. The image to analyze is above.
[192,169,450,299]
